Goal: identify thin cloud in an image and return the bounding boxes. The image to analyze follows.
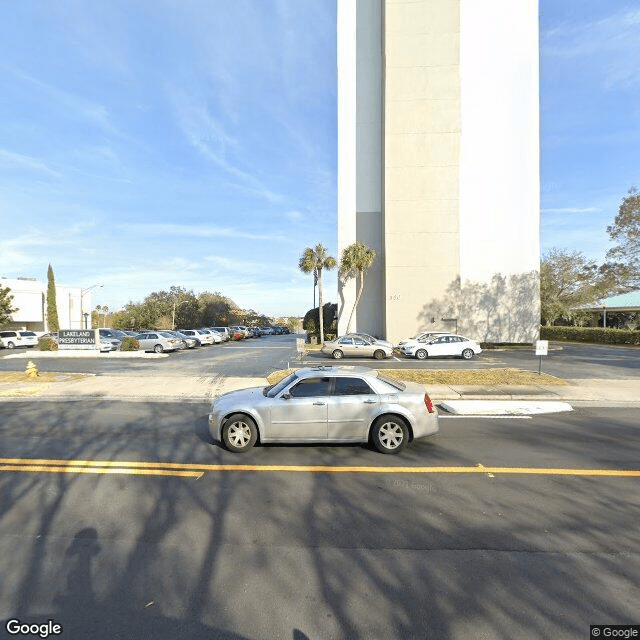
[0,148,61,177]
[541,207,600,214]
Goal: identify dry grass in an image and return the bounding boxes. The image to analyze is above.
[267,367,565,386]
[0,371,89,384]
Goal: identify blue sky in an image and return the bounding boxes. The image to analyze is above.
[0,2,638,316]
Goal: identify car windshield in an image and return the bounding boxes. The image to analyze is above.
[264,372,298,397]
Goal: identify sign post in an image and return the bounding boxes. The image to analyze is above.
[535,339,548,374]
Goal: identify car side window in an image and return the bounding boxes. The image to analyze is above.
[288,377,332,398]
[353,338,366,346]
[333,377,374,396]
[338,337,353,345]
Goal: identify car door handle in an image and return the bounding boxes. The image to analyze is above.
[363,399,376,404]
[313,401,326,406]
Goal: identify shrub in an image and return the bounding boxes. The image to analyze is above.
[540,326,640,345]
[120,336,140,351]
[38,337,58,351]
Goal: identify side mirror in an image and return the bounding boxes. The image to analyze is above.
[282,393,291,400]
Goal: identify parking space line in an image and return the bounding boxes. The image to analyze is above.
[1,457,639,479]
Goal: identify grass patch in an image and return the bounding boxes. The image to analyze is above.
[0,371,89,384]
[267,367,565,386]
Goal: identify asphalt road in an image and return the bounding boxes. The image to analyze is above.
[1,336,640,379]
[1,401,638,639]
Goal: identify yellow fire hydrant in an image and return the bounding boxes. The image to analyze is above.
[25,360,39,378]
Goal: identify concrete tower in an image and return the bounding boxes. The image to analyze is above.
[337,0,540,344]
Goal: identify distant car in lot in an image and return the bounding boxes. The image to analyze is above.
[321,335,393,360]
[209,366,439,454]
[210,327,231,341]
[176,329,204,347]
[0,330,38,348]
[400,333,482,360]
[136,331,182,353]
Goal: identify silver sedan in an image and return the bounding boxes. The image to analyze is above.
[208,366,439,454]
[321,336,393,360]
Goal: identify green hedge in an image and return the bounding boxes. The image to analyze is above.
[120,336,140,351]
[38,337,58,351]
[540,326,640,345]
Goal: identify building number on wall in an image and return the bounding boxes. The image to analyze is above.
[389,294,401,301]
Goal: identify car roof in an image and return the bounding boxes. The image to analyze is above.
[294,365,377,379]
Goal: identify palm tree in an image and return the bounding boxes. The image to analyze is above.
[339,242,377,333]
[299,243,337,344]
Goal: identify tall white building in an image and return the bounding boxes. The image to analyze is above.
[337,0,540,343]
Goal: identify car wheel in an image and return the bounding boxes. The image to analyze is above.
[461,348,474,360]
[415,349,427,360]
[7,341,15,349]
[373,349,386,360]
[371,416,409,454]
[222,413,258,453]
[154,344,164,353]
[332,349,344,360]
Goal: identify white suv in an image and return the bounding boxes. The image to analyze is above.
[0,330,38,348]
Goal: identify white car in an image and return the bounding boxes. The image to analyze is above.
[396,331,448,350]
[401,333,482,360]
[0,330,38,348]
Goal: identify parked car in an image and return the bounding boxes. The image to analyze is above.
[210,327,231,341]
[344,333,393,349]
[177,329,204,347]
[0,330,38,348]
[321,335,393,360]
[400,333,482,360]
[136,331,182,353]
[208,366,439,454]
[396,331,448,349]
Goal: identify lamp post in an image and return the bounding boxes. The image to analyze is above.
[81,284,103,329]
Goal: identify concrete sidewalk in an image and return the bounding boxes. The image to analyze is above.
[0,372,638,407]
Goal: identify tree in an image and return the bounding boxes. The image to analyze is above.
[540,249,621,326]
[46,264,60,332]
[339,242,377,333]
[607,187,640,287]
[0,285,17,327]
[299,244,337,344]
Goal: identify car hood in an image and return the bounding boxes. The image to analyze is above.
[211,386,266,409]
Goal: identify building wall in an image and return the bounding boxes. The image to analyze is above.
[383,0,461,343]
[337,0,540,344]
[1,277,89,331]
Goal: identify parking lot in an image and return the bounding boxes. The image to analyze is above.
[2,334,640,380]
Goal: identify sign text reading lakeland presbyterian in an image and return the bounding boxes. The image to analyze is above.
[58,329,96,350]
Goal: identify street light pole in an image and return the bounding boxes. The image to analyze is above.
[172,300,188,330]
[80,284,103,329]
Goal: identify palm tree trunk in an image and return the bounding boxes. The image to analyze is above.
[346,270,365,333]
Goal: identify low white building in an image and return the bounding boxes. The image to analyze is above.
[1,277,91,332]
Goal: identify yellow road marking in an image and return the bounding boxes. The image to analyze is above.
[0,457,639,478]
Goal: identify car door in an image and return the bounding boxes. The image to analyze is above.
[268,376,331,440]
[426,335,451,357]
[327,376,379,440]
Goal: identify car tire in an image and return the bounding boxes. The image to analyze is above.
[332,349,344,360]
[461,348,474,360]
[373,349,386,360]
[371,415,409,454]
[415,349,427,360]
[7,341,15,349]
[222,413,258,453]
[154,344,164,353]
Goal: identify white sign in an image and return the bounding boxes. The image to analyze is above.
[535,340,548,356]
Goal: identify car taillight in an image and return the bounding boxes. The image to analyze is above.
[424,394,434,413]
